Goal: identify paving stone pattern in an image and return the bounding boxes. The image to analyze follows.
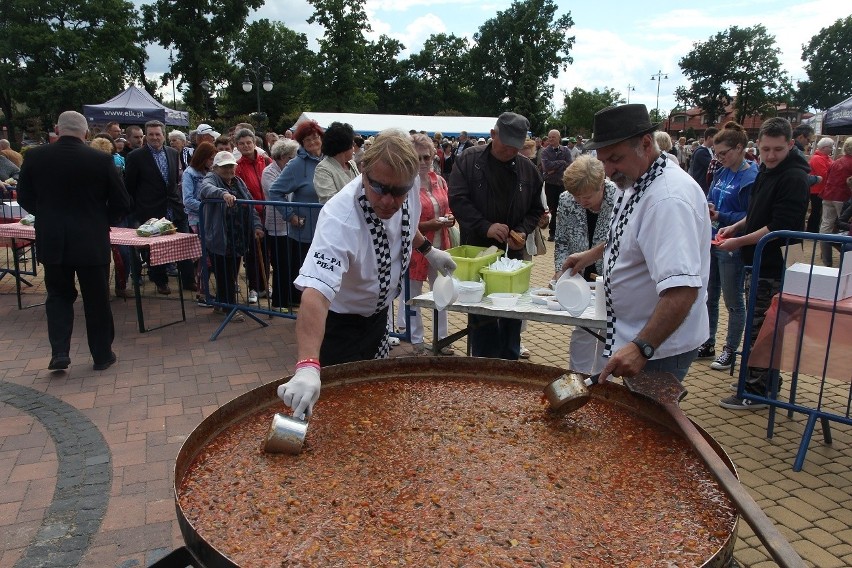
[0,241,849,567]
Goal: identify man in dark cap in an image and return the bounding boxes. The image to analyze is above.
[449,112,545,360]
[564,104,710,382]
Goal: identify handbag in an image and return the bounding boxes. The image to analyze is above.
[448,224,460,248]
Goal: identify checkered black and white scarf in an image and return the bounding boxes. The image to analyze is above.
[358,194,411,359]
[602,154,668,357]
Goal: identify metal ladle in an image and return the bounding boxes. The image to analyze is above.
[263,413,309,454]
[543,372,600,415]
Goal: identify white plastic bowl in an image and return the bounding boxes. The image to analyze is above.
[555,275,591,316]
[457,281,485,303]
[433,274,459,309]
[488,292,520,308]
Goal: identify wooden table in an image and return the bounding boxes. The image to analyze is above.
[0,222,202,332]
[409,290,606,355]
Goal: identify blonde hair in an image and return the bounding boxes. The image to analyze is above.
[562,155,605,196]
[90,138,114,155]
[653,131,673,152]
[521,139,536,158]
[843,137,852,157]
[360,128,418,180]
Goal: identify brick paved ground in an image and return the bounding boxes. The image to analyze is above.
[0,242,850,567]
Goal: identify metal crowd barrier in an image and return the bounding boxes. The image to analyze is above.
[198,197,413,342]
[737,230,852,471]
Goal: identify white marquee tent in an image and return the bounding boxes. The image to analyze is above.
[291,112,500,139]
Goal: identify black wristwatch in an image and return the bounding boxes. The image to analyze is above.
[416,239,433,255]
[631,337,655,359]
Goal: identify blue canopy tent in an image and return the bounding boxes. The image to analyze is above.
[823,95,852,135]
[83,85,189,127]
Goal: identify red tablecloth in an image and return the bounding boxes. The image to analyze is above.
[749,293,852,383]
[0,223,202,266]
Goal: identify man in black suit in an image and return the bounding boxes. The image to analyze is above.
[124,120,195,294]
[17,111,131,371]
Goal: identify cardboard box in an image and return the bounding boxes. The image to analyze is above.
[783,259,852,301]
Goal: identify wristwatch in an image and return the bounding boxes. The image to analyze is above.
[416,239,433,255]
[631,337,655,359]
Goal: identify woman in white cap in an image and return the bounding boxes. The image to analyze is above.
[200,151,265,321]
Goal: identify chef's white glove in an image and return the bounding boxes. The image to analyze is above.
[424,248,457,276]
[277,366,321,420]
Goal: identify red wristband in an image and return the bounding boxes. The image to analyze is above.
[296,358,321,370]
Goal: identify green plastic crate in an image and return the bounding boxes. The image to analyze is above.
[479,261,533,295]
[446,245,503,282]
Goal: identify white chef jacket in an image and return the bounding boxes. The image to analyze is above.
[604,159,710,358]
[295,174,421,316]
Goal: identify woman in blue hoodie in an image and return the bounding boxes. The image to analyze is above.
[699,121,758,371]
[269,120,324,306]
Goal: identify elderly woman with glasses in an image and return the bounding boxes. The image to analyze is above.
[554,155,617,374]
[263,138,300,311]
[395,133,456,355]
[276,130,456,420]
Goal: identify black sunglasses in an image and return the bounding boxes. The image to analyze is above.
[366,174,411,198]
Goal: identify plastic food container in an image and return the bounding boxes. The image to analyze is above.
[555,274,591,316]
[457,281,485,303]
[446,246,503,282]
[530,288,557,305]
[488,292,520,308]
[479,261,533,295]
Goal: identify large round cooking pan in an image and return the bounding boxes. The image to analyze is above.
[172,358,739,568]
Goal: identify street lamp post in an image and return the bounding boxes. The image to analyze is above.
[168,50,177,108]
[650,70,668,120]
[242,61,273,121]
[626,84,635,104]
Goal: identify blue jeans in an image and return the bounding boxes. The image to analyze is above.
[643,348,699,382]
[706,246,745,350]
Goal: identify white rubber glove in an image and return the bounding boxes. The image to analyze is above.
[277,366,321,420]
[424,247,457,276]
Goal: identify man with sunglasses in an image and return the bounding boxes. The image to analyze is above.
[276,129,457,420]
[448,112,545,360]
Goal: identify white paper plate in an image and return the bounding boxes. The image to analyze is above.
[530,288,556,305]
[555,275,591,316]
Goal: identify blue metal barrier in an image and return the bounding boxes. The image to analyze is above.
[198,197,413,343]
[737,230,852,471]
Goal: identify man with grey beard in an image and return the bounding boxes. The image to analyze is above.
[562,104,710,383]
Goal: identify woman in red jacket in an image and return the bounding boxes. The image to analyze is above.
[819,137,852,266]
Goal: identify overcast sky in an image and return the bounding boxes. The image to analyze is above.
[141,0,843,114]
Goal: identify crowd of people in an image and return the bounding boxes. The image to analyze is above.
[8,106,850,418]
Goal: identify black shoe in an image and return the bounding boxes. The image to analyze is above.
[696,342,715,359]
[93,352,117,371]
[48,354,71,370]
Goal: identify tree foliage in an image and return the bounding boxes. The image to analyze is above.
[141,0,264,116]
[678,25,791,126]
[306,0,375,112]
[406,34,475,115]
[222,20,313,130]
[797,15,852,111]
[0,0,146,146]
[550,87,623,136]
[468,0,574,132]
